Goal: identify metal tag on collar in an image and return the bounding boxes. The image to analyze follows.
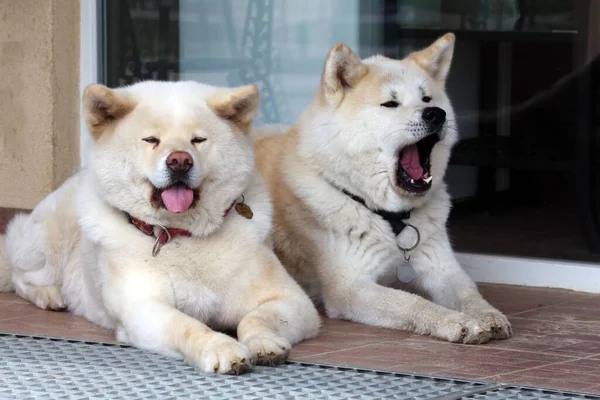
[235,194,254,219]
[396,223,420,283]
[152,224,171,257]
[397,251,417,283]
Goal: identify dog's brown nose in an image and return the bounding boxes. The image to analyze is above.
[166,151,193,173]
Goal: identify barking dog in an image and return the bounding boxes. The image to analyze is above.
[254,34,511,344]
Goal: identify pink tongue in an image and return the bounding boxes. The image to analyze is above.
[400,144,424,180]
[160,186,194,213]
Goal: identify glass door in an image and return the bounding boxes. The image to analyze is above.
[102,0,600,262]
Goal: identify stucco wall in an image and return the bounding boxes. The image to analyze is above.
[0,0,80,209]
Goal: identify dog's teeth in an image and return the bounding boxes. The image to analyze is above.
[410,179,415,184]
[423,176,433,184]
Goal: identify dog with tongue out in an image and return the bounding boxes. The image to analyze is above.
[0,80,320,375]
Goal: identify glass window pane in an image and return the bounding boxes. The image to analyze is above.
[102,0,600,262]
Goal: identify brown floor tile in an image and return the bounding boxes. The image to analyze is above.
[540,357,600,377]
[508,317,600,339]
[318,317,415,339]
[430,370,484,379]
[0,294,114,342]
[0,292,29,304]
[290,331,393,358]
[0,301,49,321]
[561,297,600,310]
[585,385,600,393]
[487,361,600,392]
[543,341,600,357]
[489,366,598,384]
[482,321,600,355]
[512,305,600,325]
[2,316,115,342]
[478,283,598,316]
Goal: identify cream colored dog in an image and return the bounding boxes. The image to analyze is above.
[0,81,320,374]
[255,34,511,344]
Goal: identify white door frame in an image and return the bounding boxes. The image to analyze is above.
[77,2,600,294]
[458,253,600,293]
[80,0,100,167]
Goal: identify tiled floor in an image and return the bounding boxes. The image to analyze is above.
[2,209,600,393]
[2,286,600,393]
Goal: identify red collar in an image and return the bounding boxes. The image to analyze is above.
[223,202,235,217]
[126,202,235,247]
[127,214,191,245]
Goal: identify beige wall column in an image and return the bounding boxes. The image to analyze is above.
[0,0,80,209]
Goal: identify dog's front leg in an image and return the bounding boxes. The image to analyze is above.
[117,300,252,374]
[237,255,320,366]
[237,299,301,366]
[323,277,492,344]
[409,232,512,340]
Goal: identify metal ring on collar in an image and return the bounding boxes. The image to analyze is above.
[397,223,420,253]
[152,224,172,257]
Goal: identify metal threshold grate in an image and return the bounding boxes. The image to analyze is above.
[1,333,599,400]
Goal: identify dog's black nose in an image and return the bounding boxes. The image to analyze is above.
[422,107,446,126]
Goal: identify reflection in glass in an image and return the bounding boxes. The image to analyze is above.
[103,0,599,262]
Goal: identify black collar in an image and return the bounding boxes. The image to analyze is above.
[339,188,412,236]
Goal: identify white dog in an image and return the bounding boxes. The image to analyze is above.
[255,34,511,344]
[0,81,320,374]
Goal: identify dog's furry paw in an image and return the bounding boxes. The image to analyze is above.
[434,314,492,344]
[20,284,67,311]
[196,334,252,375]
[243,333,291,366]
[470,310,512,340]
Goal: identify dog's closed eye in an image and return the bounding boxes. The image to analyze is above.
[381,100,400,108]
[191,137,206,145]
[142,136,160,145]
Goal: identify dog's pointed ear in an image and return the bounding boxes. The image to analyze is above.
[83,84,135,140]
[409,33,455,83]
[321,44,368,105]
[208,84,260,133]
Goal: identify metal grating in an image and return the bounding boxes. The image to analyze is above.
[1,333,599,400]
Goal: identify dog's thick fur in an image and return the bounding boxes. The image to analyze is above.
[0,81,320,373]
[254,34,512,344]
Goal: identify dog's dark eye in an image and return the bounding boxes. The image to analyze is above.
[191,137,206,144]
[381,100,400,108]
[422,96,432,103]
[142,137,160,144]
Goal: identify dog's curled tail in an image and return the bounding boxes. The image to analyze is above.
[250,124,289,143]
[0,234,14,291]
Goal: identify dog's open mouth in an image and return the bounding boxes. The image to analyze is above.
[152,183,199,213]
[396,133,440,194]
